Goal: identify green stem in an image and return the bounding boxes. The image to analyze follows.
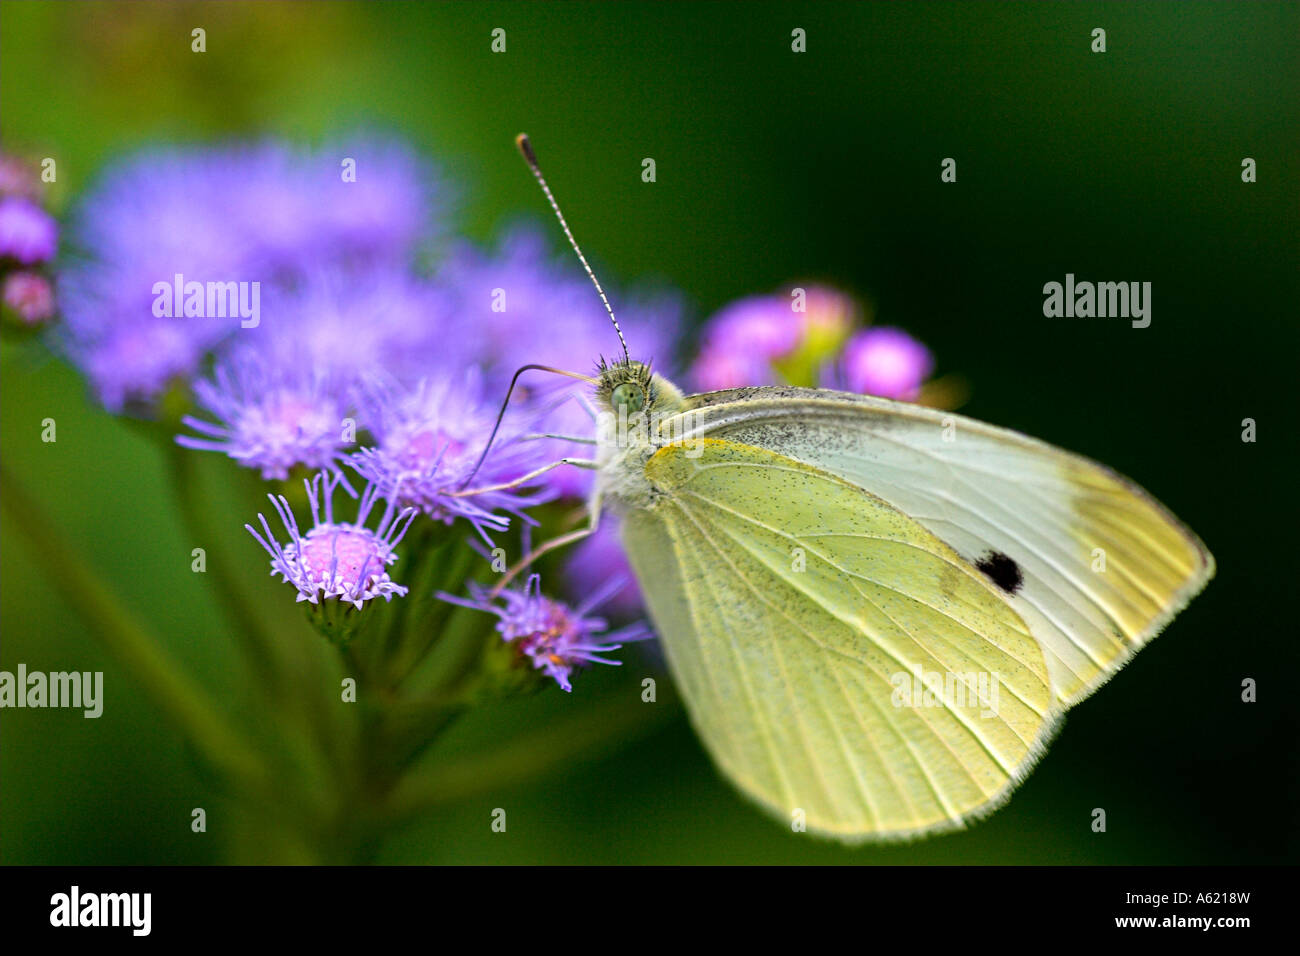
[0,461,267,791]
[388,538,477,688]
[165,444,284,691]
[376,523,442,667]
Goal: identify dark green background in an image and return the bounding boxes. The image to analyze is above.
[2,1,1296,864]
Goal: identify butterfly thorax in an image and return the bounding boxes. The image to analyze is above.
[593,359,687,512]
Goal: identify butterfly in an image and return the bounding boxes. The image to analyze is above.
[499,135,1214,842]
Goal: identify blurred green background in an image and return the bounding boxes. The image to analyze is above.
[2,0,1297,864]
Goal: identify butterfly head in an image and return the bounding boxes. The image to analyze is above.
[595,357,685,421]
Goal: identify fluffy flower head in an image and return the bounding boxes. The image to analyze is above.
[350,373,556,542]
[178,347,350,479]
[837,326,933,400]
[440,573,650,692]
[247,471,416,609]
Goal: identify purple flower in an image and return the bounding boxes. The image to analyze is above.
[706,295,802,357]
[439,573,651,692]
[835,327,933,400]
[437,223,681,375]
[349,373,556,543]
[58,151,263,408]
[0,154,43,201]
[223,136,442,270]
[178,347,351,480]
[0,197,58,264]
[62,146,250,280]
[57,136,444,410]
[690,294,801,391]
[565,519,643,618]
[437,225,593,370]
[690,348,774,393]
[249,266,456,387]
[2,271,55,325]
[690,286,856,391]
[68,138,439,280]
[246,471,416,609]
[65,312,209,412]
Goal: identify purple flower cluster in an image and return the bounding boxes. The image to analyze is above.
[50,134,684,687]
[57,136,441,410]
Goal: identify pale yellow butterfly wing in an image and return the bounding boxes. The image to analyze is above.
[667,387,1215,707]
[620,437,1058,840]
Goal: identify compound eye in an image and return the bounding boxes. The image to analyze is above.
[611,382,646,413]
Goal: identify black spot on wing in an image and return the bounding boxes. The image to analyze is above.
[975,550,1024,595]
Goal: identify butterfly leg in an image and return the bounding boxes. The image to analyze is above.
[519,432,597,444]
[489,492,603,597]
[447,457,598,498]
[574,391,600,421]
[514,393,600,442]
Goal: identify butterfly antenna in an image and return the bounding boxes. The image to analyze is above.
[516,133,630,365]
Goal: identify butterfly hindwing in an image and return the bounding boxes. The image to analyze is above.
[620,437,1058,840]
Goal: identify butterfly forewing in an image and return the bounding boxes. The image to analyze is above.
[667,387,1215,707]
